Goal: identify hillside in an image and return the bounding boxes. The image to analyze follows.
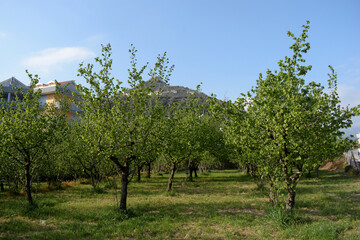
[144,80,210,106]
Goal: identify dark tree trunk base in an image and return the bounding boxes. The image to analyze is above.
[167,164,177,191]
[25,162,34,206]
[137,167,141,182]
[285,172,301,211]
[286,188,296,211]
[120,171,129,210]
[147,163,151,178]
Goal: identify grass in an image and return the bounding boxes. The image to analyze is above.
[0,170,359,239]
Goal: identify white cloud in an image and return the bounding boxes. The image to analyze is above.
[338,85,360,108]
[24,47,95,68]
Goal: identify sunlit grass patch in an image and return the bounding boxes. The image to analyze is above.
[0,169,359,239]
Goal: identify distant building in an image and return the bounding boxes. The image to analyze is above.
[1,77,80,121]
[357,133,360,145]
[0,77,30,102]
[344,149,360,171]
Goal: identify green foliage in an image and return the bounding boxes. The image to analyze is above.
[160,88,226,190]
[75,44,173,164]
[223,21,360,211]
[66,121,112,189]
[0,72,67,205]
[75,43,174,209]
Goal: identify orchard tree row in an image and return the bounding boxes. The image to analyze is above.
[0,45,227,211]
[0,21,358,212]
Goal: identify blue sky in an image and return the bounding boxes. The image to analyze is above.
[1,0,360,134]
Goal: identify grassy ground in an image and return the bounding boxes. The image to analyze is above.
[0,170,359,239]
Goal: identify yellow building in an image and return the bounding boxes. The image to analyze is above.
[32,80,80,122]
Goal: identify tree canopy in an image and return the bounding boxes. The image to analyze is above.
[75,44,174,210]
[224,21,359,211]
[0,73,67,205]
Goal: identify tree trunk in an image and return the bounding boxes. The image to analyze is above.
[268,181,279,205]
[110,155,134,211]
[249,164,256,177]
[0,182,4,192]
[137,166,141,182]
[246,165,250,174]
[120,169,129,210]
[167,164,176,192]
[257,174,264,189]
[285,172,301,211]
[269,187,277,205]
[315,166,319,178]
[297,164,303,172]
[90,174,96,189]
[147,163,151,178]
[194,168,198,178]
[285,187,296,211]
[96,172,101,187]
[6,176,10,191]
[189,168,193,181]
[199,165,203,174]
[25,160,34,205]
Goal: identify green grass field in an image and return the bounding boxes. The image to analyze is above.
[1,170,359,239]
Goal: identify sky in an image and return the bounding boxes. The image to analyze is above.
[1,0,360,135]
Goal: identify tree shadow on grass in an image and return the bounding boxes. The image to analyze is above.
[0,199,266,239]
[2,189,358,239]
[300,170,355,185]
[199,174,252,183]
[2,170,357,239]
[296,190,360,220]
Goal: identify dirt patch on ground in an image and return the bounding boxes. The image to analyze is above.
[320,158,345,171]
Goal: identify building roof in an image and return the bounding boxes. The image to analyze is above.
[1,77,79,97]
[33,80,78,96]
[59,80,73,86]
[0,77,30,93]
